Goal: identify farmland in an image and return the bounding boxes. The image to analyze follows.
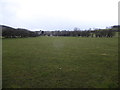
[2,36,118,88]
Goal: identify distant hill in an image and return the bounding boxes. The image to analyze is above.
[111,25,120,32]
[112,25,120,28]
[0,25,39,38]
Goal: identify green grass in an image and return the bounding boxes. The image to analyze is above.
[2,37,118,88]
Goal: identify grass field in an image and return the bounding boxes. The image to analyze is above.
[2,37,118,88]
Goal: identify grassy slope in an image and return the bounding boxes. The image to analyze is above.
[2,37,118,88]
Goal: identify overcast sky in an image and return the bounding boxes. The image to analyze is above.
[0,0,119,31]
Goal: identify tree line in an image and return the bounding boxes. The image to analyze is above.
[44,26,119,37]
[1,25,119,38]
